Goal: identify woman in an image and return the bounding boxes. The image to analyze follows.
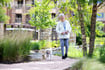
[56,13,72,59]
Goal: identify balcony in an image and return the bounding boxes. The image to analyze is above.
[15,4,23,9]
[15,18,22,23]
[14,4,23,13]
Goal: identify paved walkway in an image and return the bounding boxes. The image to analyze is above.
[0,56,78,70]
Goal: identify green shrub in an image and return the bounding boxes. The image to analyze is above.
[39,40,60,48]
[31,42,40,50]
[52,41,57,48]
[99,43,105,63]
[57,40,60,47]
[45,41,52,48]
[0,32,31,62]
[31,40,47,50]
[45,41,60,48]
[30,40,49,50]
[76,34,82,45]
[30,40,60,50]
[71,58,105,70]
[39,40,46,49]
[52,41,60,48]
[93,47,100,58]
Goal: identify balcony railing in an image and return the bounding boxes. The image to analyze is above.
[15,18,22,23]
[15,4,23,9]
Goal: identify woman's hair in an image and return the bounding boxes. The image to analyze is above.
[58,13,65,18]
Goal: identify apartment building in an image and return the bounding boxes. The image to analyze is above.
[6,0,62,24]
[6,0,35,25]
[6,0,70,24]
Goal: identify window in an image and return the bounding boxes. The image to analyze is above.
[52,13,56,19]
[15,14,22,23]
[97,13,104,18]
[16,0,23,9]
[18,0,23,4]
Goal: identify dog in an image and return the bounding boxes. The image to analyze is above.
[45,48,52,60]
[40,48,52,60]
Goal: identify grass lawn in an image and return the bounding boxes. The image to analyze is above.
[56,44,83,58]
[68,43,83,58]
[86,37,105,45]
[68,47,83,58]
[56,37,105,58]
[56,45,101,58]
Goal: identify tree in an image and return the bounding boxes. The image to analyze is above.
[77,0,88,56]
[29,0,56,29]
[89,0,105,57]
[29,0,56,40]
[0,8,9,23]
[0,0,11,23]
[0,0,11,6]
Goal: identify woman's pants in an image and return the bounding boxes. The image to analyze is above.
[60,39,69,56]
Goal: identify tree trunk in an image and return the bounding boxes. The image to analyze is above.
[78,4,87,56]
[89,3,97,57]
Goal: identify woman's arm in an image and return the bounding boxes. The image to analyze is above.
[56,23,62,34]
[68,22,72,33]
[65,21,72,34]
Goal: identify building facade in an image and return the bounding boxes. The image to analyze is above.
[6,0,67,25]
[6,0,33,25]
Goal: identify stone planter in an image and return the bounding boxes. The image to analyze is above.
[2,56,24,64]
[29,50,43,61]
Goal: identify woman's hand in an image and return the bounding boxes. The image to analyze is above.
[65,31,69,34]
[61,32,65,35]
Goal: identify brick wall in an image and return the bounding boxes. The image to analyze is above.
[39,28,52,40]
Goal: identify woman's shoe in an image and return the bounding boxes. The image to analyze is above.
[62,56,66,59]
[65,54,68,58]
